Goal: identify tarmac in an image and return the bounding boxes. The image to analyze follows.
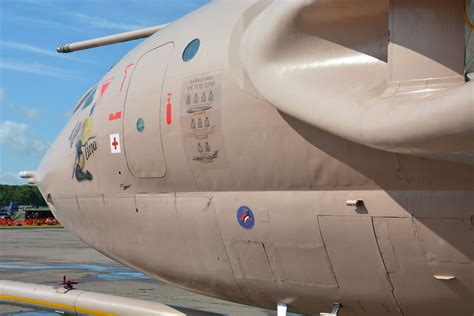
[0,228,283,315]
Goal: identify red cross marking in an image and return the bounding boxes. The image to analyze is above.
[112,137,119,150]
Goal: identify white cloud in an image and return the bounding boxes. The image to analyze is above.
[0,88,41,120]
[22,108,41,119]
[0,121,49,156]
[2,14,66,29]
[0,41,58,57]
[68,13,146,31]
[0,41,85,62]
[0,170,25,185]
[16,0,58,7]
[0,60,73,79]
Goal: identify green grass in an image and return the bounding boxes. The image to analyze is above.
[0,225,63,229]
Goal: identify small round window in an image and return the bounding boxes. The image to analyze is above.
[182,39,200,62]
[136,118,145,132]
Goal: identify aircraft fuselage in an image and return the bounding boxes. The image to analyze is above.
[36,1,474,315]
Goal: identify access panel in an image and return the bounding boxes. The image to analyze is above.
[318,216,401,315]
[123,43,173,178]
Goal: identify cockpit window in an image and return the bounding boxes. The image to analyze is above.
[72,85,97,115]
[81,86,97,110]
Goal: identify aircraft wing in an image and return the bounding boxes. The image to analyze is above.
[0,280,186,316]
[240,0,474,164]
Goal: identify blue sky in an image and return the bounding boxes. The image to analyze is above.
[0,0,209,184]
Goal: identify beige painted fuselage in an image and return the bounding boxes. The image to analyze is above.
[36,1,473,315]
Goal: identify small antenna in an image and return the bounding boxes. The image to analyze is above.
[58,275,78,290]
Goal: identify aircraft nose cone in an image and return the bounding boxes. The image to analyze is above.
[35,144,57,205]
[34,134,73,207]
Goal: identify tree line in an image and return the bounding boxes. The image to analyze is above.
[0,185,47,207]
